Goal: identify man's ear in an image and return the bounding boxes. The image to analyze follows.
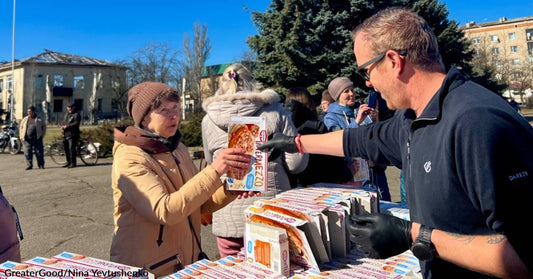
[387,50,404,78]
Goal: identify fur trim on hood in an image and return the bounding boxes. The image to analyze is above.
[202,89,280,111]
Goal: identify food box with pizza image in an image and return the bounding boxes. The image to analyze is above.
[253,198,332,260]
[226,116,268,192]
[244,205,329,271]
[244,221,290,277]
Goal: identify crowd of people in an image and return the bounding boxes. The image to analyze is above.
[1,5,532,279]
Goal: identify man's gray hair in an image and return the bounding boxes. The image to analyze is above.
[351,7,444,72]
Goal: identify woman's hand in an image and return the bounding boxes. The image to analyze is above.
[211,148,252,177]
[230,190,262,199]
[356,104,378,124]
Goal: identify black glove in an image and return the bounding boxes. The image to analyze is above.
[348,213,412,259]
[256,132,298,154]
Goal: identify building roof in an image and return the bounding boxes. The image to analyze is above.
[0,49,120,68]
[201,63,232,77]
[461,15,533,30]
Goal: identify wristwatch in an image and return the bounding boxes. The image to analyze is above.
[411,224,437,261]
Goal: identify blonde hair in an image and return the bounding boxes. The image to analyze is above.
[215,63,262,95]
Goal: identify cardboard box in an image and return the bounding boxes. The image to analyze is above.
[24,257,107,279]
[226,116,268,192]
[215,256,286,279]
[244,205,329,271]
[245,221,290,277]
[52,252,149,279]
[254,199,331,260]
[1,261,64,279]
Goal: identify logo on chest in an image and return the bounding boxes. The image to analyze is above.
[424,161,432,173]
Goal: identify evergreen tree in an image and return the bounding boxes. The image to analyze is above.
[247,0,495,96]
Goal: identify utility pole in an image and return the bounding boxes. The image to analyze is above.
[10,0,16,122]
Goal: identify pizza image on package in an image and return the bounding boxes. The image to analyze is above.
[226,116,267,192]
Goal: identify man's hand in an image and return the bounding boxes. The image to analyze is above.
[348,213,412,259]
[256,133,298,153]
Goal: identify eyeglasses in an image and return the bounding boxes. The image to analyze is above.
[357,50,406,81]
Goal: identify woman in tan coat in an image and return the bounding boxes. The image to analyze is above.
[110,82,253,277]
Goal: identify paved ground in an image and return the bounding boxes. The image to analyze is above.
[0,150,402,263]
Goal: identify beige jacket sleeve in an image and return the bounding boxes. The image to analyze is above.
[114,146,235,226]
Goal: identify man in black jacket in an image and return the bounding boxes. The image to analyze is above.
[62,103,81,168]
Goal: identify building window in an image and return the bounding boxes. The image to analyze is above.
[492,48,500,55]
[512,58,520,65]
[7,76,12,91]
[0,78,3,92]
[35,75,44,89]
[510,46,518,53]
[513,72,521,79]
[495,60,502,67]
[527,30,533,41]
[74,76,85,89]
[490,35,499,42]
[508,32,516,40]
[472,37,480,44]
[54,75,64,87]
[53,99,63,112]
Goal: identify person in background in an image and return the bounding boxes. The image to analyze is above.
[61,103,81,168]
[324,77,376,131]
[325,77,390,200]
[283,87,352,186]
[259,7,533,278]
[201,64,308,258]
[19,106,46,170]
[319,90,334,120]
[111,82,254,277]
[0,185,21,263]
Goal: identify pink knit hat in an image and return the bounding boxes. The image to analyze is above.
[328,77,354,101]
[127,82,175,125]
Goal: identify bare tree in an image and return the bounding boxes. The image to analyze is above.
[181,22,211,113]
[123,42,180,85]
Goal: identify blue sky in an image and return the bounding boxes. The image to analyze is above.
[0,0,531,66]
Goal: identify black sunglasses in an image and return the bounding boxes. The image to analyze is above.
[357,50,407,81]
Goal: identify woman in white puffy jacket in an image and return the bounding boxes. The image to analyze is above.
[201,63,309,258]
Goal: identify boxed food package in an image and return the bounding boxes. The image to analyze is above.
[52,251,150,279]
[226,116,268,192]
[244,205,329,271]
[1,260,65,279]
[254,198,331,260]
[215,256,286,279]
[245,221,290,277]
[24,257,106,279]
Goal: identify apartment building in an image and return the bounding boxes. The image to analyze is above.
[0,49,126,124]
[461,16,533,104]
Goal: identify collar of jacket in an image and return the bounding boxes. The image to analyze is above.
[412,67,468,122]
[327,102,356,117]
[113,125,181,154]
[201,89,281,111]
